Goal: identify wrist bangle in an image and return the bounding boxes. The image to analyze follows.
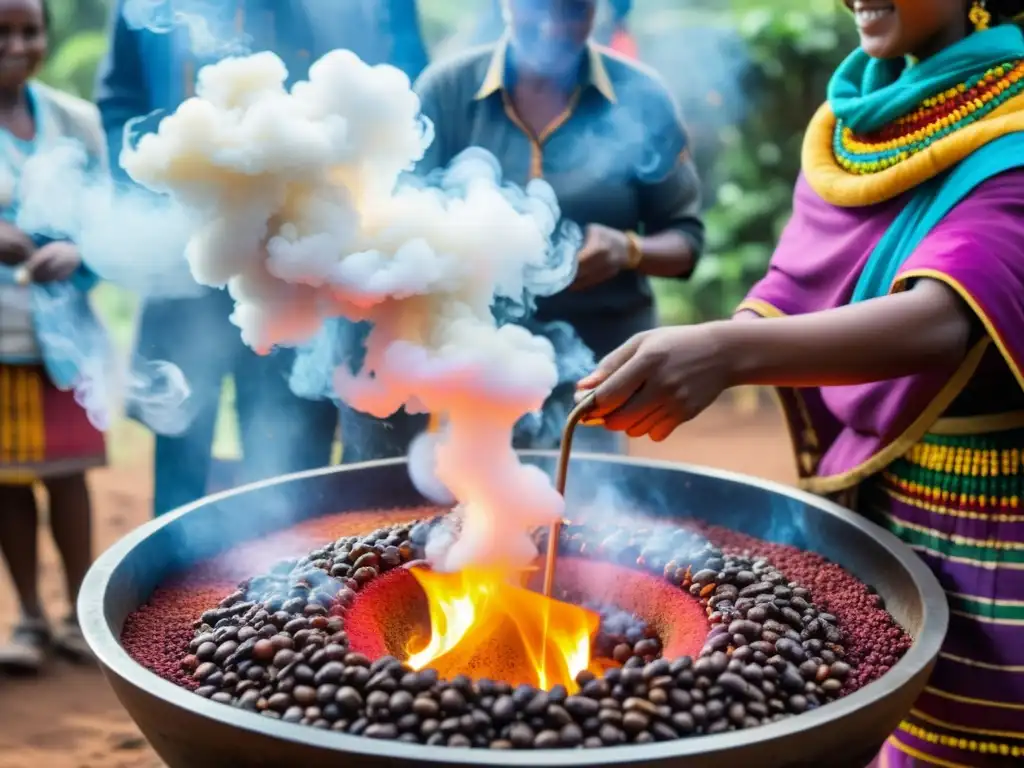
[624,231,644,270]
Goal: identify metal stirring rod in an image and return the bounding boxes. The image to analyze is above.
[542,389,601,598]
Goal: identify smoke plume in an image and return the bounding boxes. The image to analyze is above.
[121,49,581,573]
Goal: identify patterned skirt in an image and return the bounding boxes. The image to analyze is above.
[862,425,1024,767]
[0,363,106,484]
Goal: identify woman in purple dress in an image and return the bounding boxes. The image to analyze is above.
[580,1,1024,765]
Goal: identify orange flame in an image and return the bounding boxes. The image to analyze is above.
[405,567,603,692]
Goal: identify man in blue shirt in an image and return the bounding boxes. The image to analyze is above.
[95,0,429,516]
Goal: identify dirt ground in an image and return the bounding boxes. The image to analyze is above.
[0,401,795,768]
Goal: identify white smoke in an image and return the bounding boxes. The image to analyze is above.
[122,0,248,58]
[121,49,578,573]
[13,138,198,433]
[17,140,202,299]
[23,283,193,435]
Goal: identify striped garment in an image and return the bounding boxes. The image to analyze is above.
[0,364,105,484]
[863,423,1024,767]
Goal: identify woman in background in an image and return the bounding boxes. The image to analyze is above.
[581,1,1024,764]
[0,0,104,673]
[345,0,704,458]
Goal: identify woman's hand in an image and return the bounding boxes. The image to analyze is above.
[570,224,630,291]
[576,322,735,441]
[22,241,82,283]
[0,221,35,267]
[575,280,973,443]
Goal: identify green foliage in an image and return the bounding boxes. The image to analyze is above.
[653,4,859,324]
[38,0,112,97]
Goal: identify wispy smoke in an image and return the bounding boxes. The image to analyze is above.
[14,139,197,432]
[120,49,583,573]
[17,140,201,299]
[27,283,193,434]
[122,0,250,58]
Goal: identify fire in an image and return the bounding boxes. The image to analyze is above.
[405,567,603,692]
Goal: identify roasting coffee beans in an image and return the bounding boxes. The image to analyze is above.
[124,513,908,751]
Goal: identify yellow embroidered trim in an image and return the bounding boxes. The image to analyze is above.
[883,484,1024,522]
[888,734,973,767]
[900,442,1022,478]
[900,720,1024,757]
[803,91,1024,207]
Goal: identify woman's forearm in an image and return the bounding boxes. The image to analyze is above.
[719,278,974,388]
[635,230,696,278]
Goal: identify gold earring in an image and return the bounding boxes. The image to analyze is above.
[969,0,991,30]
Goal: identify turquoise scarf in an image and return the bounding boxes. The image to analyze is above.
[830,26,1024,302]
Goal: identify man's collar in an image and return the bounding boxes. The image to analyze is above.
[474,37,617,103]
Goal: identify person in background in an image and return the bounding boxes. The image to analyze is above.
[469,0,635,52]
[604,0,638,59]
[0,0,104,672]
[94,0,429,515]
[579,1,1024,765]
[344,0,703,459]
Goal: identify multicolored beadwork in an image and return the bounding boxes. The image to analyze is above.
[881,430,1024,514]
[834,61,1024,174]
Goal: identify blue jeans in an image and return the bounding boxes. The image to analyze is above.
[135,293,338,516]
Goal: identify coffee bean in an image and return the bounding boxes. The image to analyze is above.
[598,707,623,726]
[739,581,773,597]
[623,697,659,717]
[830,661,851,680]
[508,723,535,748]
[564,695,598,719]
[775,637,806,663]
[293,686,317,707]
[211,641,237,665]
[534,730,560,748]
[525,691,549,716]
[612,643,632,663]
[195,641,217,662]
[598,723,626,745]
[366,723,397,739]
[353,552,380,571]
[634,638,660,657]
[413,696,439,719]
[693,569,717,585]
[352,567,377,586]
[335,686,363,712]
[559,723,583,746]
[821,679,843,695]
[440,688,467,714]
[546,704,572,728]
[389,690,413,716]
[314,661,346,686]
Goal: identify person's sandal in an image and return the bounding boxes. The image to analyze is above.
[54,614,94,663]
[0,617,51,674]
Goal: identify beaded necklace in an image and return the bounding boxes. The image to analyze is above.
[833,60,1024,174]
